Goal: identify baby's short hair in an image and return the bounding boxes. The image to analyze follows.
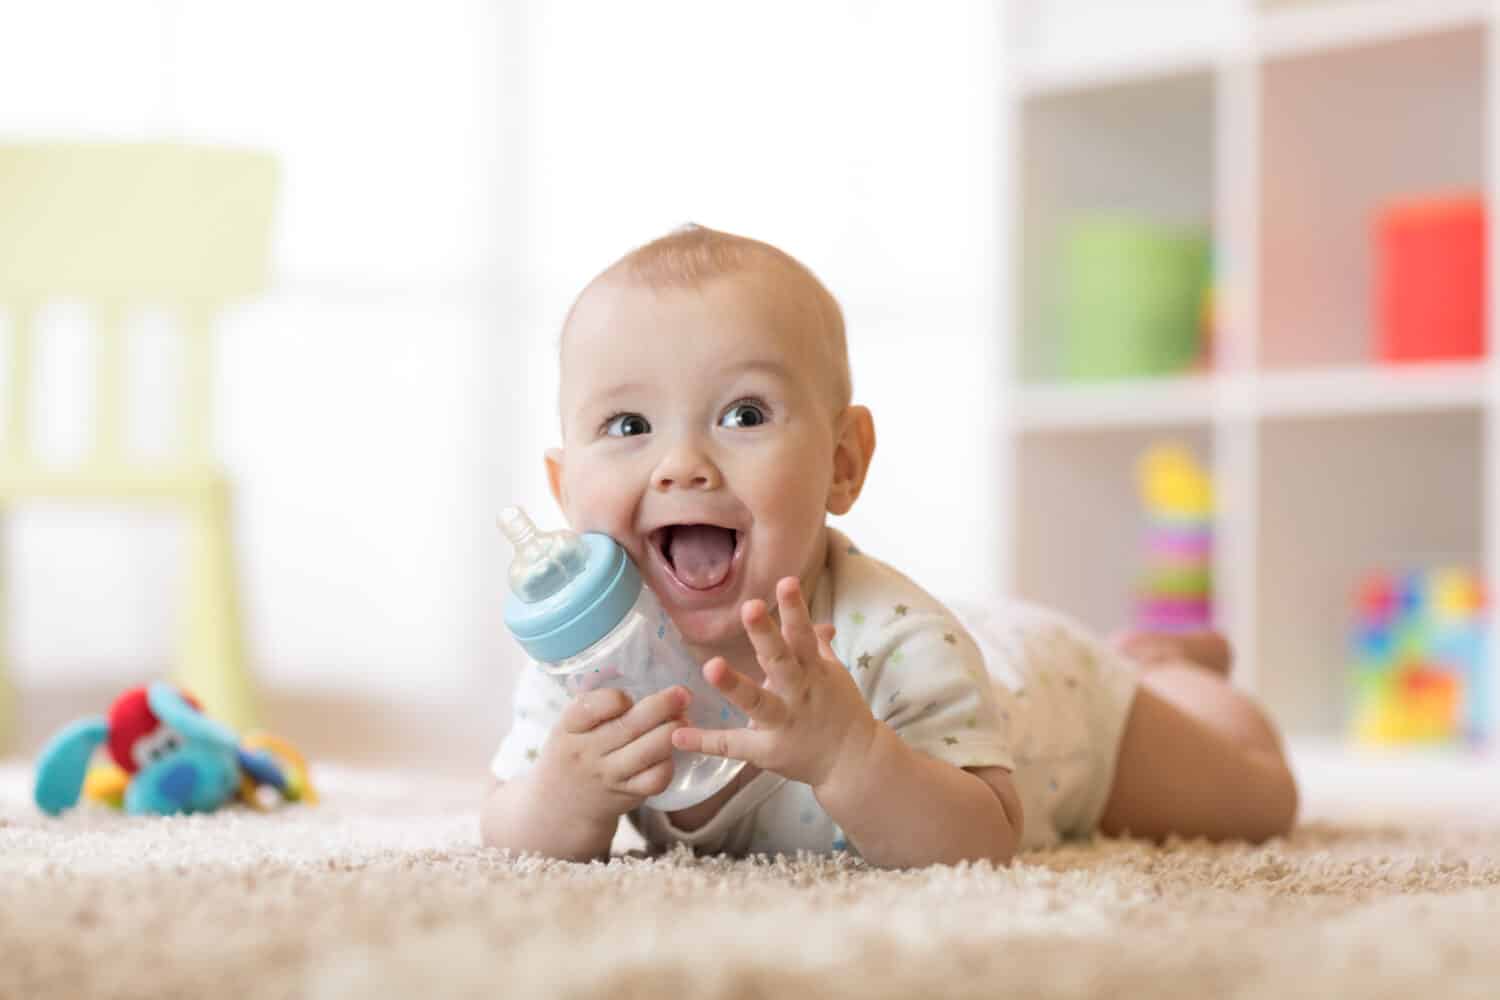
[568,224,852,409]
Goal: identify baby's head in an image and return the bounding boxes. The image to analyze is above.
[546,225,876,647]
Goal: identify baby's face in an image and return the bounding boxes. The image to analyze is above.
[550,272,842,647]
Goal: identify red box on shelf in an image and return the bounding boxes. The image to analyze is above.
[1374,193,1486,363]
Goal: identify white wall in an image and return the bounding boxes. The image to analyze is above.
[520,0,1009,602]
[0,1,1008,715]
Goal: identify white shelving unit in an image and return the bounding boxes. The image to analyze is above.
[1002,0,1500,787]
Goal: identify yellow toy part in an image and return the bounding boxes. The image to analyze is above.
[82,762,130,809]
[1138,444,1213,519]
[240,730,318,806]
[1431,568,1481,623]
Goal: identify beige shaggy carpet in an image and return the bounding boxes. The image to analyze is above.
[3,761,1499,1000]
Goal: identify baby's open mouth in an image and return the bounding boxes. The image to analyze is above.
[650,524,740,591]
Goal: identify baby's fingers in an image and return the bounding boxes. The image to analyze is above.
[599,686,691,753]
[619,758,674,799]
[741,598,803,687]
[671,724,764,765]
[702,657,788,729]
[602,717,682,786]
[560,688,633,735]
[776,577,823,666]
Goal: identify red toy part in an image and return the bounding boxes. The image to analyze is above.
[1356,572,1396,623]
[105,685,202,773]
[1375,193,1486,364]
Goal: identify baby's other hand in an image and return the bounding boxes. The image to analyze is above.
[671,576,877,791]
[536,685,691,824]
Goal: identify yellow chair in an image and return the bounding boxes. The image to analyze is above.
[0,143,279,747]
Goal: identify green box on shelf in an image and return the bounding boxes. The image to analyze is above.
[1058,217,1211,380]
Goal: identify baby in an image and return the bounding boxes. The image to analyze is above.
[481,225,1298,867]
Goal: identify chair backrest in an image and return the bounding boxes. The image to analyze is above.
[0,143,278,467]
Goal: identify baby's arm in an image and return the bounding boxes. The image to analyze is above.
[814,730,1023,868]
[670,577,1022,868]
[481,774,616,862]
[481,686,690,861]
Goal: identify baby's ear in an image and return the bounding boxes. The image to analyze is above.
[544,448,567,511]
[827,405,875,516]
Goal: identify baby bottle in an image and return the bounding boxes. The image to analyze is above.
[498,506,748,811]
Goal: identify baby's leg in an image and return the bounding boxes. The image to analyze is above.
[1111,629,1232,676]
[1097,664,1298,843]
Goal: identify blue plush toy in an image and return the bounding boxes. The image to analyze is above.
[34,681,316,817]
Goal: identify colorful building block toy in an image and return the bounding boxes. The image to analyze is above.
[1134,443,1214,632]
[1349,568,1489,747]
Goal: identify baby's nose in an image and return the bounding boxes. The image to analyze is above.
[653,443,722,491]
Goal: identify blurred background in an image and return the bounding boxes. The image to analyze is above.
[0,0,1494,800]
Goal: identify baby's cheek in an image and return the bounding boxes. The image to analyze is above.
[562,472,629,535]
[771,461,833,521]
[746,478,829,561]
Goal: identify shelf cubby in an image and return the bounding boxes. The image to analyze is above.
[1018,70,1216,383]
[1256,410,1483,741]
[1259,23,1485,370]
[1015,425,1215,636]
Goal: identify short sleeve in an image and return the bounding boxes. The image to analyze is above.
[821,530,1015,775]
[490,660,567,781]
[865,614,1015,773]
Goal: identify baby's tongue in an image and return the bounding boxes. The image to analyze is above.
[670,525,734,590]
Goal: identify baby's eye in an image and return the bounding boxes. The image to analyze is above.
[719,401,767,429]
[604,413,651,437]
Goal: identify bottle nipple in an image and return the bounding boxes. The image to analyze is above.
[498,506,538,550]
[498,505,589,603]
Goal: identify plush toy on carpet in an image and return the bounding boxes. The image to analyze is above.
[33,681,317,816]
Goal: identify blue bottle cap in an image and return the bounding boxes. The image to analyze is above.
[503,532,641,663]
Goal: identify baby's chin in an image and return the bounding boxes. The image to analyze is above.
[668,604,752,652]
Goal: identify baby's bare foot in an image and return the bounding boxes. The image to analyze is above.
[1111,629,1233,677]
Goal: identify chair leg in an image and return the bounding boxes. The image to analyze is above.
[179,478,257,732]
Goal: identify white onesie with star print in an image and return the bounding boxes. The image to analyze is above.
[490,527,1139,854]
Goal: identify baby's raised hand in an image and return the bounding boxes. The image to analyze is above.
[671,576,877,791]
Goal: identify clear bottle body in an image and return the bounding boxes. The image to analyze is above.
[541,587,747,811]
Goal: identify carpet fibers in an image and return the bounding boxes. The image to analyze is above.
[3,762,1499,999]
